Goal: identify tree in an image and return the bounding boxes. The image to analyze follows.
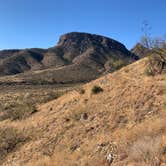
[140,20,152,49]
[140,20,166,75]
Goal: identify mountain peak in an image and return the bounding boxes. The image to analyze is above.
[57,32,126,50]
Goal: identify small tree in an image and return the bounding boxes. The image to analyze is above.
[140,20,166,75]
[140,20,152,49]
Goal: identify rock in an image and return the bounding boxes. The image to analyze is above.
[81,113,88,120]
[106,153,114,166]
[70,144,79,152]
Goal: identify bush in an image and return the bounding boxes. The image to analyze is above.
[0,103,37,121]
[129,136,162,165]
[112,59,127,70]
[0,127,27,160]
[91,86,103,94]
[146,48,166,76]
[78,88,85,94]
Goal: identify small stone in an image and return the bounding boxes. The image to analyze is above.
[70,144,79,152]
[106,153,114,166]
[81,113,88,120]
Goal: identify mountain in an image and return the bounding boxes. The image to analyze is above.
[0,32,139,84]
[1,58,165,166]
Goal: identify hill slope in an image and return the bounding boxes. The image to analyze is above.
[0,32,138,84]
[131,43,150,58]
[1,58,165,166]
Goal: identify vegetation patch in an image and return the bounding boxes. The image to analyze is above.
[145,49,166,76]
[91,85,103,94]
[0,88,67,121]
[112,59,128,70]
[0,103,37,121]
[77,88,85,94]
[129,136,163,165]
[0,127,28,161]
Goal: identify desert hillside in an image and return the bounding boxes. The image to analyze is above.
[131,43,150,58]
[0,58,165,166]
[0,32,138,84]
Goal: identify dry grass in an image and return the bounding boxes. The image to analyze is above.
[0,127,28,163]
[0,59,165,166]
[129,136,163,165]
[0,84,78,121]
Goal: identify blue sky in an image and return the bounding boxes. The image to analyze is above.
[0,0,165,50]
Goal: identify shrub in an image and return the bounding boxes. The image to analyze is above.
[146,48,166,76]
[91,85,103,94]
[40,91,63,103]
[0,127,27,160]
[78,88,85,94]
[1,103,37,121]
[112,59,127,70]
[129,136,162,165]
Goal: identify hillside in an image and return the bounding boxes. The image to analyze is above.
[131,43,150,58]
[0,32,138,84]
[0,58,165,166]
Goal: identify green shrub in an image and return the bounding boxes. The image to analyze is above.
[91,85,103,94]
[112,59,127,70]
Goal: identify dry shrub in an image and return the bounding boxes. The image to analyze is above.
[0,90,64,121]
[0,127,28,161]
[146,48,166,76]
[129,136,162,166]
[0,103,37,121]
[91,85,103,94]
[78,88,85,94]
[112,59,128,70]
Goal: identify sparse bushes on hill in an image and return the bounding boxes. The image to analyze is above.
[0,89,66,121]
[140,21,166,76]
[77,88,85,94]
[91,85,103,94]
[129,136,163,165]
[0,103,37,121]
[0,127,28,161]
[112,59,128,70]
[145,48,166,76]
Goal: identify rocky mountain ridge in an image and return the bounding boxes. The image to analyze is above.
[0,32,139,84]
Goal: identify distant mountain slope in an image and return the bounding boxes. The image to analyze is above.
[0,32,139,84]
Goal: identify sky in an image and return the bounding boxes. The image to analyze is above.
[0,0,166,50]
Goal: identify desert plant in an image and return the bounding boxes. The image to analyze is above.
[1,103,37,121]
[112,59,127,70]
[140,20,166,75]
[91,85,103,94]
[129,136,162,166]
[77,88,85,94]
[146,48,166,76]
[0,127,28,161]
